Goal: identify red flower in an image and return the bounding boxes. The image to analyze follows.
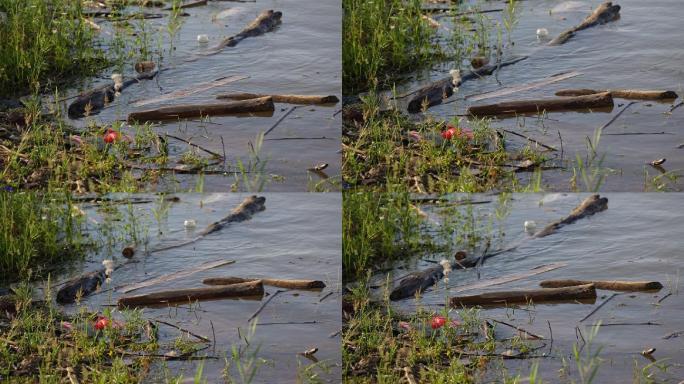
[441,124,475,141]
[95,316,109,330]
[103,129,120,144]
[431,315,447,329]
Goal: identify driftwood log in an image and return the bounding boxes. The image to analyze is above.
[555,89,678,100]
[540,279,663,291]
[147,195,266,254]
[549,2,621,45]
[216,93,339,105]
[406,56,527,113]
[127,96,274,122]
[389,251,498,301]
[534,194,608,237]
[203,277,325,290]
[68,70,159,118]
[56,269,106,304]
[118,280,264,308]
[467,92,613,117]
[450,284,597,307]
[204,10,282,54]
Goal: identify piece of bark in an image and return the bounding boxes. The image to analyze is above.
[555,89,678,100]
[204,10,282,54]
[406,56,527,113]
[203,277,325,290]
[534,194,608,237]
[540,279,663,291]
[56,269,106,304]
[451,284,597,307]
[549,1,621,45]
[68,70,159,118]
[127,96,274,122]
[468,92,613,117]
[118,280,264,308]
[216,93,339,105]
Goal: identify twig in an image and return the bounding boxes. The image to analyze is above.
[580,292,620,322]
[257,320,318,326]
[657,292,672,303]
[557,129,564,161]
[319,291,334,302]
[669,101,684,113]
[220,135,227,171]
[264,106,297,136]
[164,133,224,159]
[153,319,211,342]
[599,101,636,131]
[248,289,285,322]
[598,322,661,327]
[489,318,545,339]
[500,129,557,151]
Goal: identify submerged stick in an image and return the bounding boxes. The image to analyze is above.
[467,92,614,117]
[450,284,597,307]
[549,2,621,45]
[216,93,339,105]
[203,277,325,290]
[118,260,236,293]
[118,280,264,308]
[534,194,608,237]
[540,279,663,291]
[556,89,678,100]
[127,96,275,122]
[248,289,285,322]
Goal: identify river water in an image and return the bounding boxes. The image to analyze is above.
[397,0,684,191]
[374,193,683,382]
[62,0,341,192]
[56,193,341,383]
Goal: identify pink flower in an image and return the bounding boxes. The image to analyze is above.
[398,321,412,331]
[441,124,474,141]
[431,315,447,329]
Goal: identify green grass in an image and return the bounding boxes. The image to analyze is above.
[0,0,107,97]
[0,192,84,281]
[342,0,438,95]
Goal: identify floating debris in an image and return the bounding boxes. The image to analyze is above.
[650,158,666,166]
[524,220,536,233]
[536,28,549,39]
[197,34,209,44]
[184,219,197,229]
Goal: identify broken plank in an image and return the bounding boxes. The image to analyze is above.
[216,93,339,105]
[127,96,274,122]
[117,260,236,294]
[118,280,264,308]
[467,92,614,117]
[555,89,678,100]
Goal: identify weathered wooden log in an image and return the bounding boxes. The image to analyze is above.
[549,2,621,45]
[216,93,339,105]
[118,280,264,308]
[534,194,608,237]
[205,10,282,54]
[56,269,106,304]
[540,279,663,291]
[406,56,527,113]
[555,89,678,100]
[203,277,325,289]
[450,284,597,307]
[467,92,613,117]
[68,70,159,118]
[127,96,274,122]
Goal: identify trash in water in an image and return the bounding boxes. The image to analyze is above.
[524,220,536,233]
[536,28,549,39]
[197,34,209,44]
[184,219,197,229]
